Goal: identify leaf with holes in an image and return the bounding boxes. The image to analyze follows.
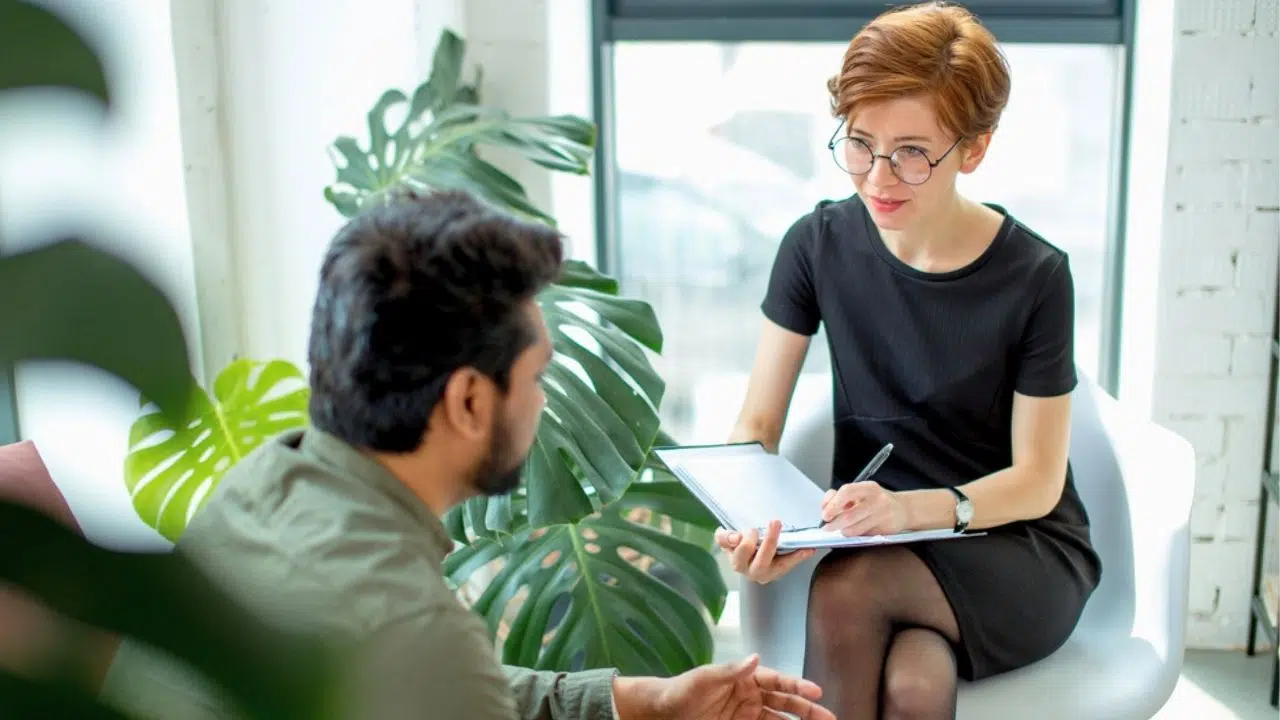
[124,359,310,541]
[322,28,593,226]
[445,260,665,538]
[628,454,718,551]
[444,480,726,676]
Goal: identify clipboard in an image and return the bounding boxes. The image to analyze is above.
[652,442,982,552]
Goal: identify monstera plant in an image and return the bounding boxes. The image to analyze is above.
[322,28,728,675]
[124,359,310,541]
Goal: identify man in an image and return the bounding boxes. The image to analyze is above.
[102,190,833,720]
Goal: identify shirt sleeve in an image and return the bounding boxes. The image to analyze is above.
[344,608,618,720]
[503,664,618,720]
[1014,255,1078,397]
[760,213,821,336]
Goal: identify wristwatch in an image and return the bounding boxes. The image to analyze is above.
[947,486,973,533]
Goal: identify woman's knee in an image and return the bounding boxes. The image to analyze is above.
[882,630,958,720]
[806,549,884,627]
[883,667,955,719]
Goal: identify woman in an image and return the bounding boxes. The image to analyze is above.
[714,3,1102,719]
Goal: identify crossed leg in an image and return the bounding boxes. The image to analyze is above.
[801,546,961,720]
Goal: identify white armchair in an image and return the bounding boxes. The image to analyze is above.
[739,374,1196,719]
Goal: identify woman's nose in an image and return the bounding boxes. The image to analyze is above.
[868,153,899,187]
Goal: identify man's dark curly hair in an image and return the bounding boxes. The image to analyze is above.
[306,189,563,453]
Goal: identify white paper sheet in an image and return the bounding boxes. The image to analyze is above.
[775,526,965,551]
[655,443,981,551]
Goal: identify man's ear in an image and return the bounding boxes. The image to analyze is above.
[437,368,496,441]
[958,131,994,174]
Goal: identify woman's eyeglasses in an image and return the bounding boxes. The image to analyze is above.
[828,123,964,186]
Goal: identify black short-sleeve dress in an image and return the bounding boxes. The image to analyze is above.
[761,194,1102,681]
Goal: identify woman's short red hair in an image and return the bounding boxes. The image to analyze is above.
[827,1,1011,140]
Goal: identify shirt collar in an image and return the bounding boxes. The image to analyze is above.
[298,428,455,560]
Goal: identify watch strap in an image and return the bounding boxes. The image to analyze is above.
[946,486,971,533]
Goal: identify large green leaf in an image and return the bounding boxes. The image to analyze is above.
[323,29,594,226]
[0,0,110,109]
[124,359,310,541]
[446,260,665,537]
[0,239,195,425]
[444,480,727,676]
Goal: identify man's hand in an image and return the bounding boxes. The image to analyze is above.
[714,520,815,585]
[613,654,835,720]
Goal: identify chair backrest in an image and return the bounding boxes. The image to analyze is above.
[777,379,835,488]
[0,440,120,688]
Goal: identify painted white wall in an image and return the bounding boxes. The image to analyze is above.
[545,0,597,265]
[172,0,465,375]
[464,0,597,264]
[206,0,434,369]
[1115,0,1176,419]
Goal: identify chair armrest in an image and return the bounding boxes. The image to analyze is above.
[738,552,825,677]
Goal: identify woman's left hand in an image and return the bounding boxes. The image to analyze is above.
[820,481,909,536]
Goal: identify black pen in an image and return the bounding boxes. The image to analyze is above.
[817,442,894,530]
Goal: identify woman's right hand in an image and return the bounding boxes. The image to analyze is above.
[714,520,817,585]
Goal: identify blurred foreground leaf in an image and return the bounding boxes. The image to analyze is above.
[0,499,338,719]
[0,0,110,108]
[0,239,194,424]
[0,671,133,719]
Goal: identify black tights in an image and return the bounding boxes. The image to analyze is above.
[802,547,961,720]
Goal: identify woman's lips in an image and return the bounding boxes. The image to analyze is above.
[868,196,907,214]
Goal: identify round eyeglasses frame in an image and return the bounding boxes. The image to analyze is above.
[827,122,964,186]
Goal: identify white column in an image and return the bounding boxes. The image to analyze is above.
[195,0,438,369]
[464,0,597,264]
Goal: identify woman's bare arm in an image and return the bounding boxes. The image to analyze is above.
[898,390,1072,530]
[727,318,813,452]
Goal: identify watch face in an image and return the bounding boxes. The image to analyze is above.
[957,500,974,524]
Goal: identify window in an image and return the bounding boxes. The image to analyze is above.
[608,41,1124,443]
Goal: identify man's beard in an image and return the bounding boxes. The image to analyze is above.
[472,417,527,497]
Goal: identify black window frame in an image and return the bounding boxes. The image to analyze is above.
[606,0,1125,42]
[590,0,1137,394]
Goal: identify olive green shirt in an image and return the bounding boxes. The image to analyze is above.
[101,429,618,720]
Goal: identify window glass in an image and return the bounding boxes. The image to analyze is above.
[612,42,1121,442]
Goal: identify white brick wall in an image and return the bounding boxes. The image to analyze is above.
[1157,0,1279,650]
